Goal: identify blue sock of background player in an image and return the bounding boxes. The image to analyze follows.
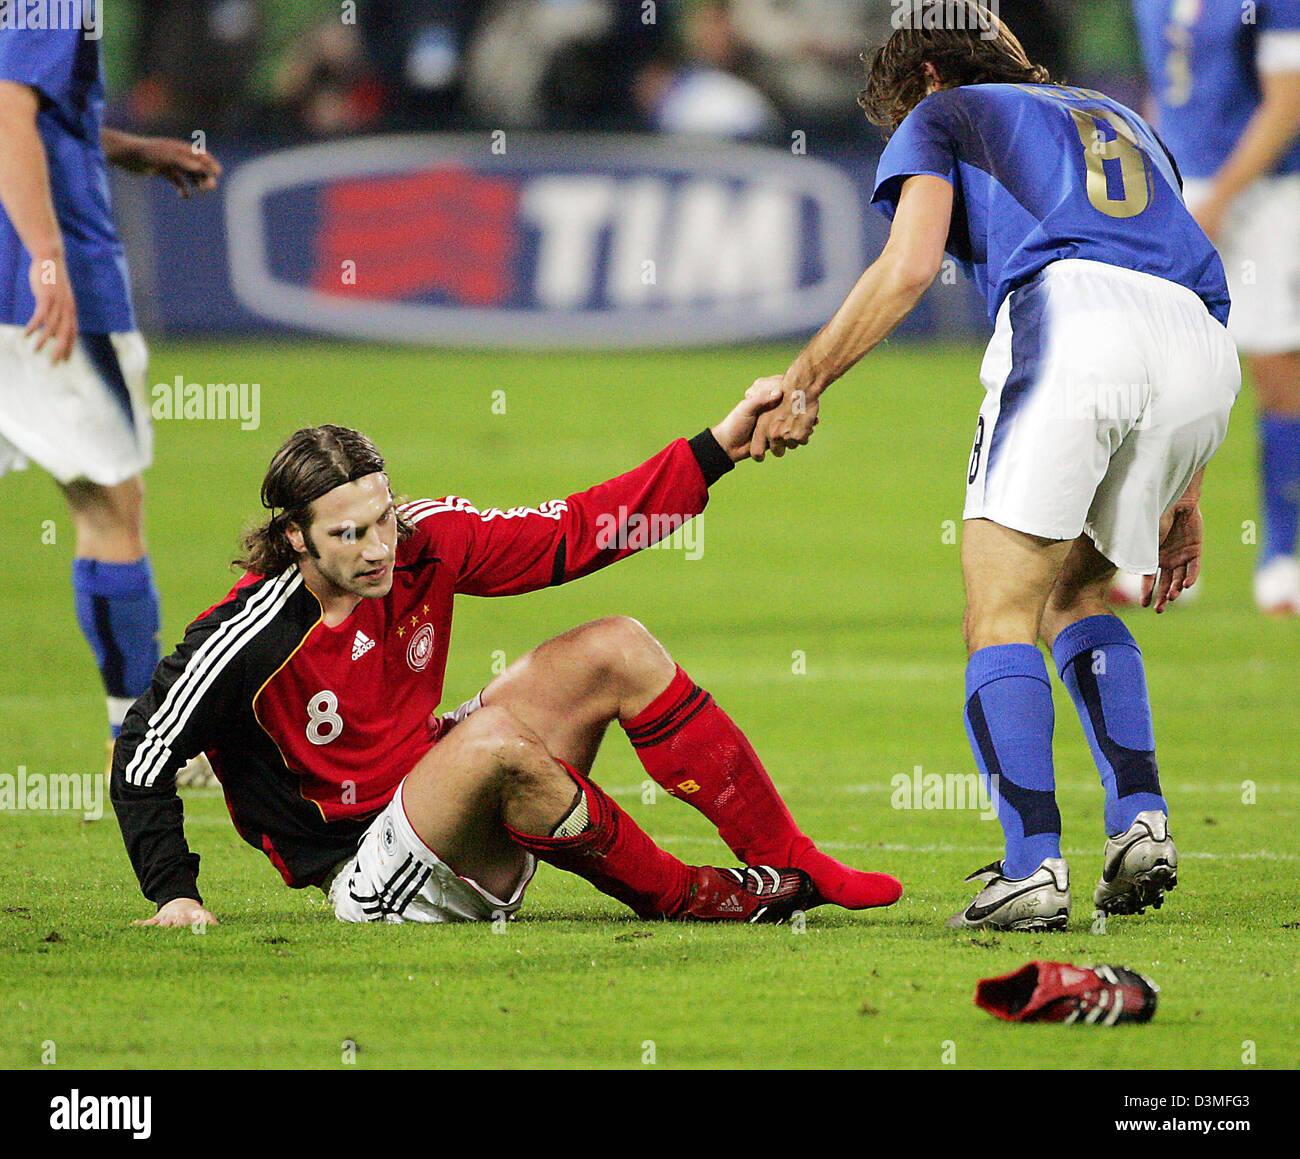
[1052,614,1167,838]
[72,557,161,740]
[963,643,1062,880]
[1260,413,1300,566]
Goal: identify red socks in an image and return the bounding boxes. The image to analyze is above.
[504,762,692,919]
[503,670,905,916]
[621,667,902,909]
[622,667,799,862]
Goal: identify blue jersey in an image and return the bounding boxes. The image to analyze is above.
[0,16,134,332]
[872,83,1230,327]
[1134,0,1300,181]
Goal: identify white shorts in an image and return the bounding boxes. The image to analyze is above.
[964,259,1241,574]
[1185,174,1300,355]
[0,325,152,485]
[327,780,536,924]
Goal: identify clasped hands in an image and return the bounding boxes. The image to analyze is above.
[710,373,821,465]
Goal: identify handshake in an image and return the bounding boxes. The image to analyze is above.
[709,374,822,465]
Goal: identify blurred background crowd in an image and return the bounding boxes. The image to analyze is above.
[99,1,1147,144]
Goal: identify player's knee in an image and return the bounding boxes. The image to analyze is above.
[963,604,1039,655]
[580,615,669,684]
[461,706,549,776]
[961,603,989,652]
[962,614,990,656]
[464,708,570,809]
[1048,581,1103,616]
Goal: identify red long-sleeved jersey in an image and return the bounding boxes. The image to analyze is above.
[111,431,734,906]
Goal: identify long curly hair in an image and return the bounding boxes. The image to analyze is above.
[234,425,415,576]
[860,1,1053,132]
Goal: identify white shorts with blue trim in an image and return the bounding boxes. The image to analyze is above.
[0,325,152,486]
[964,260,1241,574]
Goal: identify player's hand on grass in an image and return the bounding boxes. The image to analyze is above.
[108,133,222,198]
[1144,500,1203,613]
[25,251,78,363]
[134,897,218,929]
[749,375,820,462]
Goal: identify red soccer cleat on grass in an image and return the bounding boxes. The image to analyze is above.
[974,960,1159,1025]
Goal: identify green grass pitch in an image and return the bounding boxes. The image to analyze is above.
[1,339,1296,1071]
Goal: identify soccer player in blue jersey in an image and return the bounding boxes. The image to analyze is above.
[1131,0,1300,613]
[750,0,1241,929]
[0,11,221,754]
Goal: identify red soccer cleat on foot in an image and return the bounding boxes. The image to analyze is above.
[676,866,817,924]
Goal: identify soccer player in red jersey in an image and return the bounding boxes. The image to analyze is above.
[111,386,903,927]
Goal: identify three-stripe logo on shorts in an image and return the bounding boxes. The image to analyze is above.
[348,853,432,919]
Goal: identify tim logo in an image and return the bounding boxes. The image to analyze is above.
[406,623,436,672]
[224,134,863,348]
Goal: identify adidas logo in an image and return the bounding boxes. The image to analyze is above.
[716,894,745,914]
[351,630,376,661]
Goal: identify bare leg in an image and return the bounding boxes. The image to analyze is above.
[480,616,676,774]
[482,615,902,909]
[399,705,578,899]
[400,700,706,918]
[1249,351,1300,418]
[1040,533,1119,650]
[59,476,148,561]
[960,519,1074,878]
[961,518,1074,653]
[58,476,159,746]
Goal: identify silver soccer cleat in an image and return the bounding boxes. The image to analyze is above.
[1093,810,1178,916]
[946,857,1070,931]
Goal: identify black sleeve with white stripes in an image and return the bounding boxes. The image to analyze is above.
[110,614,233,909]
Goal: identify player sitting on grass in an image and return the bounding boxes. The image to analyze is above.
[111,388,903,928]
[749,1,1241,930]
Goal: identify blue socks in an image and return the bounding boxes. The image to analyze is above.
[72,558,161,737]
[1052,614,1165,838]
[964,644,1061,879]
[966,617,1167,874]
[1260,414,1300,565]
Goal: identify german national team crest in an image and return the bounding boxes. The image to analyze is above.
[406,623,436,672]
[381,815,398,857]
